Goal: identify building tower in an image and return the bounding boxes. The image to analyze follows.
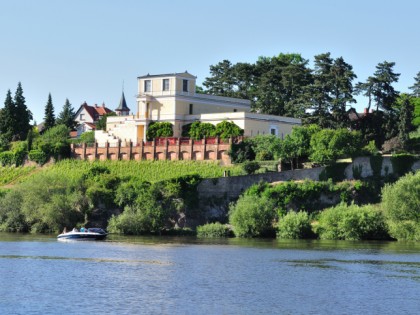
[115,91,130,116]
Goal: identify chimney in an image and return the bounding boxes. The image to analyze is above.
[364,108,368,115]
[95,104,98,108]
[102,102,105,108]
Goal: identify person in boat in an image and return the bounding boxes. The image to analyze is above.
[80,227,85,232]
[72,227,78,232]
[62,227,67,234]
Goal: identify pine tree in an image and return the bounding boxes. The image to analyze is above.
[409,71,420,97]
[12,82,32,140]
[56,98,76,129]
[44,93,56,130]
[0,89,16,143]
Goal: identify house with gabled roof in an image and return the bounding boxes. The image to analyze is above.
[95,71,301,145]
[74,102,113,136]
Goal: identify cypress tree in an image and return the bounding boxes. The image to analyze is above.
[56,98,76,129]
[0,89,16,141]
[43,93,56,130]
[14,82,32,140]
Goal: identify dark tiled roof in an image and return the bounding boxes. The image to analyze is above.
[115,92,130,112]
[137,71,196,79]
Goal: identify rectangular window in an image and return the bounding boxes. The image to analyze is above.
[271,128,276,135]
[189,104,193,115]
[80,113,85,121]
[163,79,170,91]
[144,80,151,92]
[233,109,237,112]
[183,79,188,92]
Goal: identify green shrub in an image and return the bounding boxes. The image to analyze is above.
[197,222,231,237]
[243,161,260,174]
[214,120,243,139]
[0,151,15,166]
[314,203,389,240]
[188,122,216,139]
[228,140,255,163]
[229,194,276,237]
[146,122,173,140]
[277,211,313,239]
[382,171,420,240]
[79,131,95,144]
[28,150,48,165]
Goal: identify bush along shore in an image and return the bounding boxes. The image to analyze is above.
[0,156,419,241]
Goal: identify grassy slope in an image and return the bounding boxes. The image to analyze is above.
[0,160,244,187]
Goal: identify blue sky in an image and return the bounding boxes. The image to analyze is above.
[0,0,419,123]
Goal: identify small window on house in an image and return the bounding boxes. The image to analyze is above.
[271,128,276,135]
[189,104,193,115]
[233,109,237,112]
[144,80,151,92]
[163,79,170,91]
[80,113,85,121]
[183,79,188,92]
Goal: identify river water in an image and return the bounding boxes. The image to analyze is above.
[0,233,420,315]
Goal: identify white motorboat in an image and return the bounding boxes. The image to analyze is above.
[57,228,108,241]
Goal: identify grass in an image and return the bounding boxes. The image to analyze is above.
[1,159,245,186]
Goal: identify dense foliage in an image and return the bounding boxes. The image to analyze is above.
[146,122,174,140]
[382,171,420,240]
[196,222,231,238]
[314,203,388,240]
[277,211,313,239]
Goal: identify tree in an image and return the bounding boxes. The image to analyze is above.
[43,93,55,130]
[409,71,420,97]
[214,120,243,139]
[372,61,400,112]
[96,112,116,131]
[0,89,15,143]
[382,172,420,240]
[56,99,76,129]
[13,82,32,140]
[146,122,173,140]
[188,122,216,139]
[305,53,356,128]
[396,94,414,147]
[229,194,276,237]
[203,60,236,97]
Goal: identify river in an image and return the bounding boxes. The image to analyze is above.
[0,233,419,315]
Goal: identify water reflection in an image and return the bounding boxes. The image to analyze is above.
[1,233,420,314]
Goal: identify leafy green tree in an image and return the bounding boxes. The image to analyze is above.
[314,203,388,240]
[309,128,361,165]
[248,135,282,161]
[43,93,56,130]
[409,71,420,97]
[277,211,313,239]
[56,98,76,129]
[79,131,95,144]
[96,112,116,131]
[188,122,216,139]
[412,97,420,128]
[13,82,32,140]
[229,194,276,237]
[214,120,243,139]
[146,122,173,140]
[396,94,414,147]
[381,171,420,240]
[34,124,70,159]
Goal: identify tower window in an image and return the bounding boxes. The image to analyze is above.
[144,80,151,92]
[183,80,188,92]
[189,104,193,115]
[163,79,170,91]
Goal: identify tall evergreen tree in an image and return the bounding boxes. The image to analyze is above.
[13,82,32,140]
[0,89,16,143]
[43,93,56,130]
[56,98,76,129]
[372,61,400,112]
[397,94,414,146]
[409,71,420,97]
